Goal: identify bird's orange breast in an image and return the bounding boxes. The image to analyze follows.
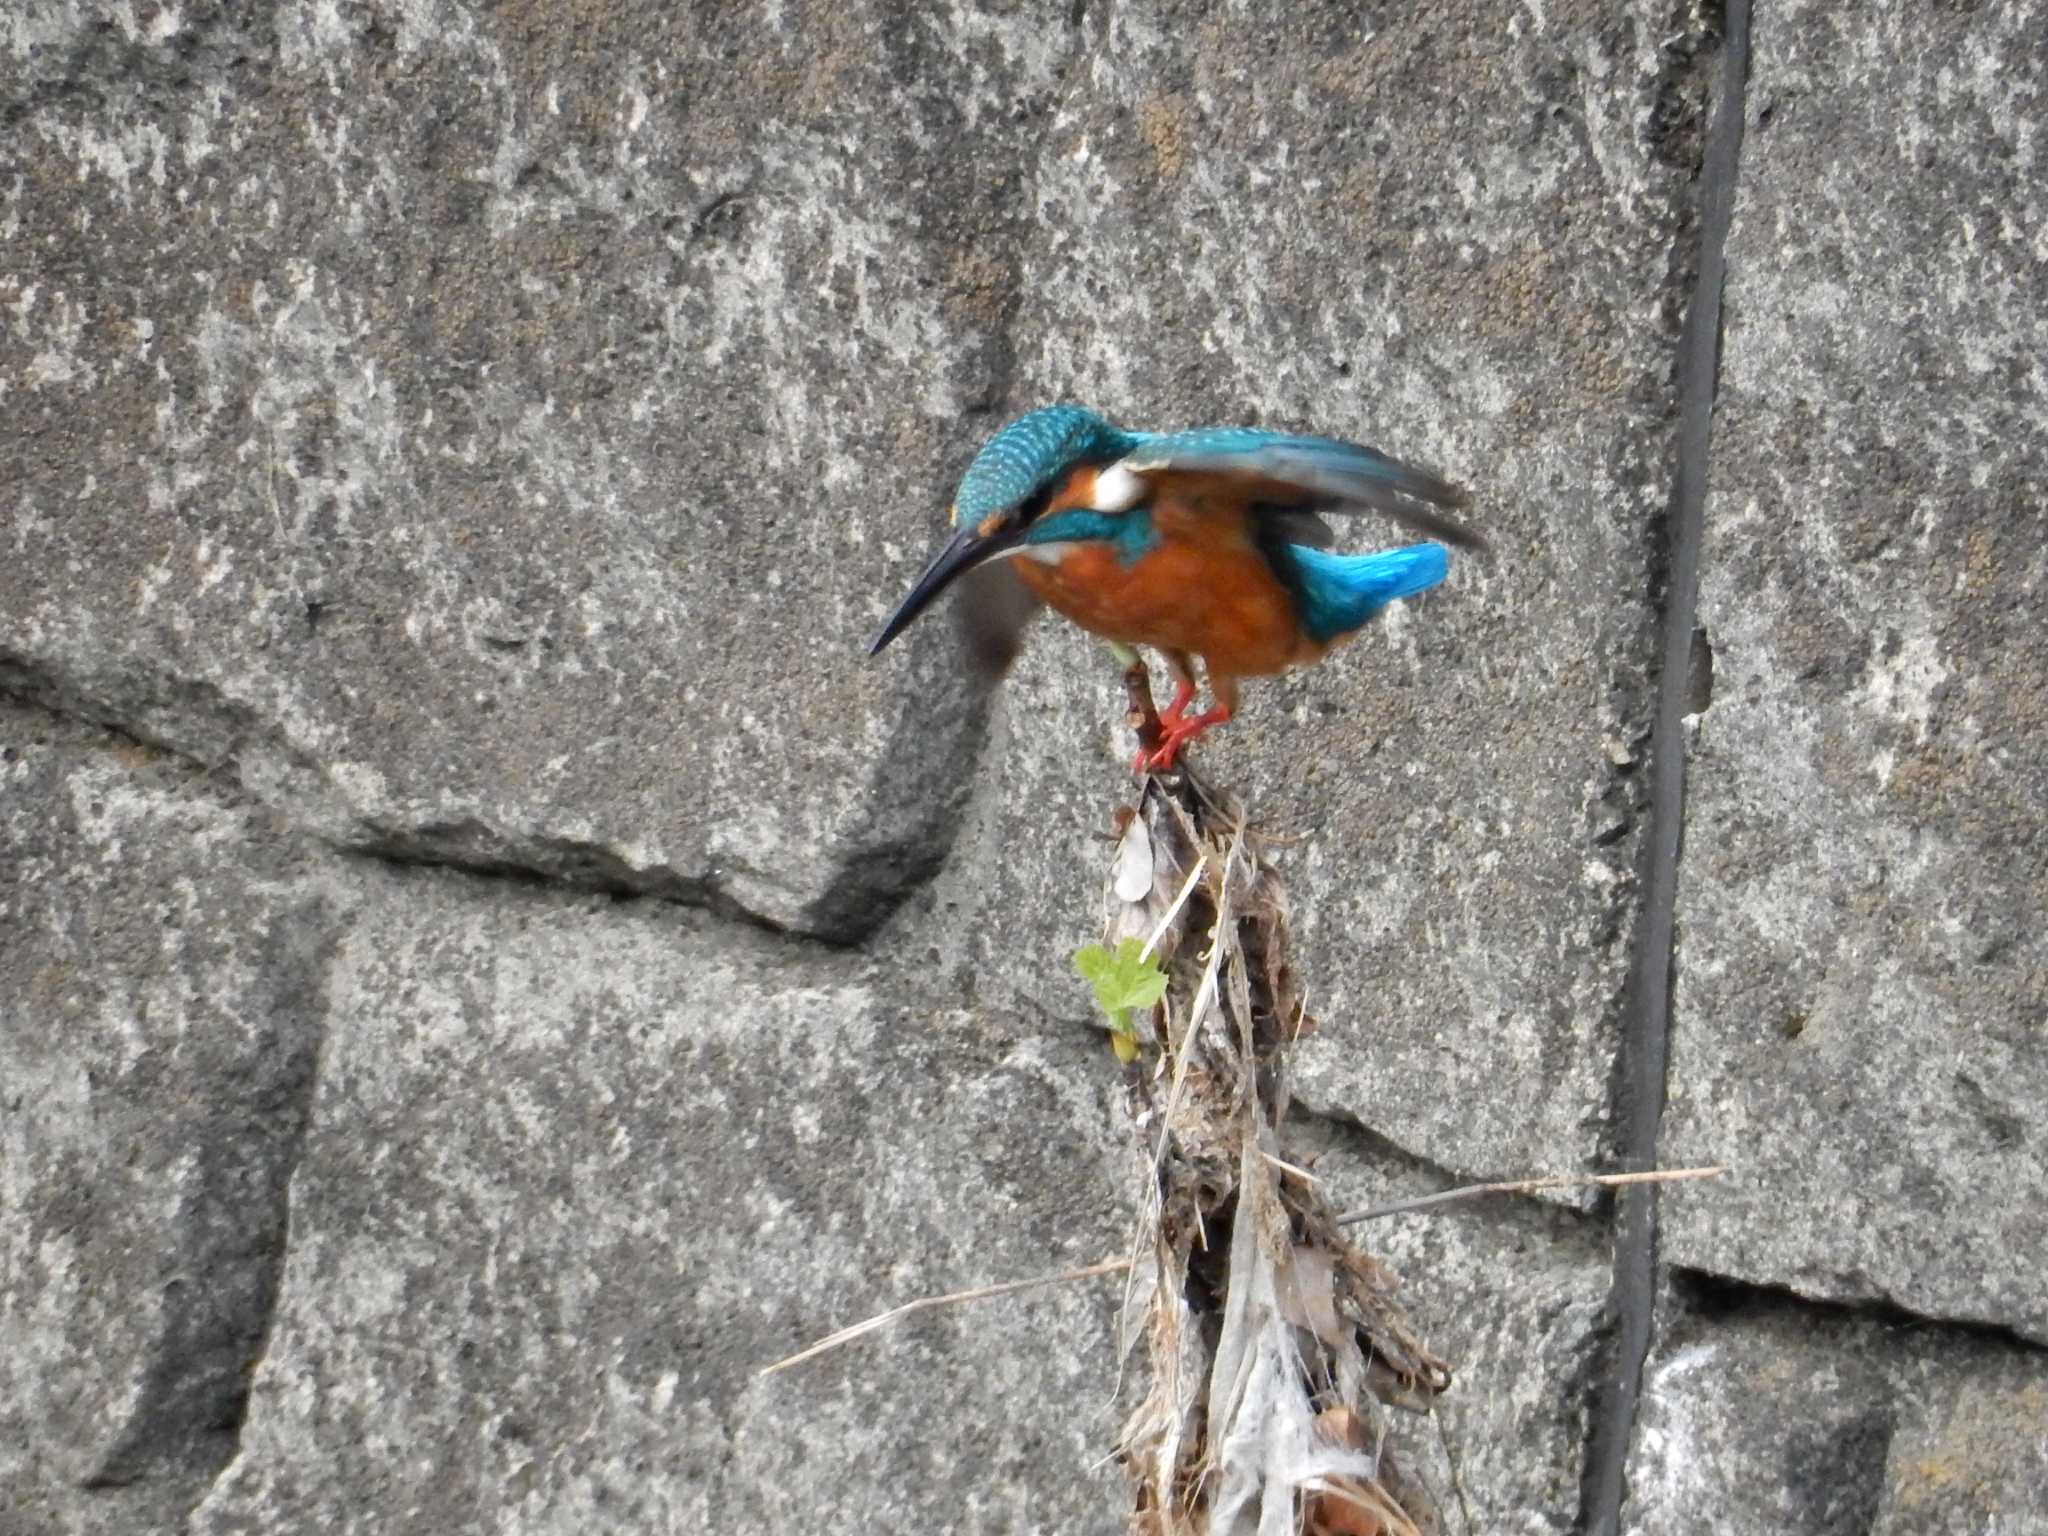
[1011,492,1321,677]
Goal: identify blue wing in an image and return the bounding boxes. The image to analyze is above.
[1265,542,1451,645]
[1119,427,1482,551]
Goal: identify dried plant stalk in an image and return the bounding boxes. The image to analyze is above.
[1111,665,1450,1536]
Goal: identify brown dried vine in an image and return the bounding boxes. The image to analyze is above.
[1107,660,1451,1536]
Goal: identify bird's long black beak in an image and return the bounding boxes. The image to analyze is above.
[867,522,1021,656]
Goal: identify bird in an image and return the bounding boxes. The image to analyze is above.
[868,405,1483,772]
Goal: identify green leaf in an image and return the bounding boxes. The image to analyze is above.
[1073,943,1117,986]
[1073,938,1169,1059]
[1120,968,1169,1010]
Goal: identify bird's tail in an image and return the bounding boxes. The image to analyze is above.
[1278,541,1450,644]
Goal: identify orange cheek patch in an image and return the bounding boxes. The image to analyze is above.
[977,513,1008,538]
[1041,465,1100,514]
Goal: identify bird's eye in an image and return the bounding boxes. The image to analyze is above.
[1015,483,1057,525]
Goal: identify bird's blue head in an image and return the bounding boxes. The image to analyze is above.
[869,405,1138,655]
[951,405,1129,530]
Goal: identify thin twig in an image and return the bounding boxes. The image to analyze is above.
[1122,657,1163,759]
[759,1166,1727,1377]
[1262,1150,1322,1184]
[1335,1165,1727,1227]
[1140,853,1207,963]
[1151,849,1231,1177]
[758,1258,1131,1377]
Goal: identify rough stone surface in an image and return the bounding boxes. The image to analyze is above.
[0,0,1710,1175]
[1623,1284,2048,1536]
[1871,1348,2048,1536]
[190,869,1134,1535]
[4,703,1135,1535]
[6,0,2046,1531]
[1663,0,2048,1340]
[0,0,1043,938]
[1,704,330,1536]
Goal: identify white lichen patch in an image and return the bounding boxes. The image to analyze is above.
[1628,1341,1723,1520]
[1859,608,1949,744]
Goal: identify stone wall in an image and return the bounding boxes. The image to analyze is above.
[3,2,2041,1532]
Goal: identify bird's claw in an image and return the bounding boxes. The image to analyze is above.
[1132,678,1203,773]
[1132,742,1177,776]
[1132,712,1220,776]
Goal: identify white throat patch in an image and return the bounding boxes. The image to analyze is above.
[1009,542,1076,565]
[1088,463,1146,512]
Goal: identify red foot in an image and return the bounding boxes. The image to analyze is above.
[1157,678,1197,730]
[1133,706,1232,775]
[1131,677,1199,773]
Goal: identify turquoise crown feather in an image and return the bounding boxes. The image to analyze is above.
[953,406,1139,524]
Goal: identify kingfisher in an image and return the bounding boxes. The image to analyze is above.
[868,405,1483,772]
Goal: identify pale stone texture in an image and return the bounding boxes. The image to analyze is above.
[0,0,1042,937]
[188,873,1135,1535]
[3,703,1137,1536]
[5,0,2046,1532]
[1623,1286,2048,1536]
[1663,0,2048,1340]
[0,0,1712,1178]
[1,706,330,1535]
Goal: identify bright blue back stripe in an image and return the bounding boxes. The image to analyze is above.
[1280,541,1449,643]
